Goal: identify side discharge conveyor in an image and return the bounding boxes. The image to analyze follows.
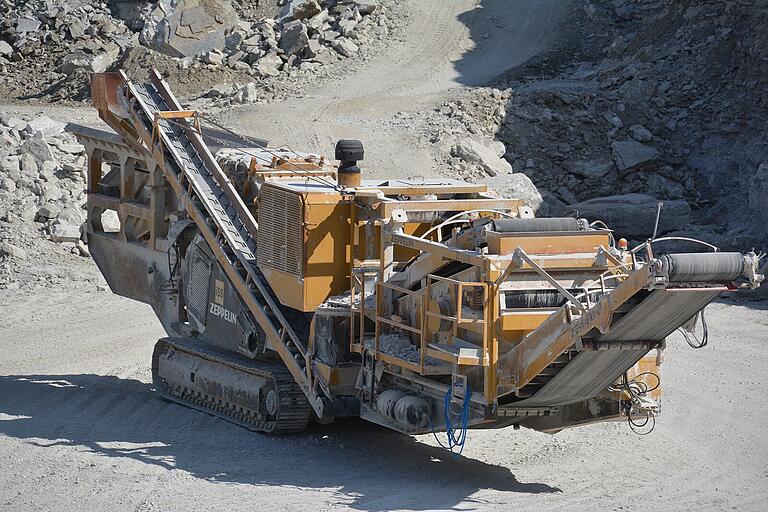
[71,69,764,443]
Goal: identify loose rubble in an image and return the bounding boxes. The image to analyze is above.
[199,0,408,106]
[0,0,407,104]
[0,113,100,290]
[421,1,768,251]
[0,0,140,102]
[364,334,442,365]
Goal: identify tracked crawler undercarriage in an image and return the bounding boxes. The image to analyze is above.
[153,338,311,433]
[68,70,763,440]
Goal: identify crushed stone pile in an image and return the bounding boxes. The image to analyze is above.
[198,0,407,106]
[0,0,406,103]
[0,0,140,102]
[0,113,107,291]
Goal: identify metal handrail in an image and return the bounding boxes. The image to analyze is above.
[424,275,490,368]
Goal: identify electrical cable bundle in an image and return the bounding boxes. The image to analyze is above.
[609,372,660,435]
[429,381,471,456]
[679,307,709,349]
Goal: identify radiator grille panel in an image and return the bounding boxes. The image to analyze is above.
[186,244,212,322]
[258,186,303,277]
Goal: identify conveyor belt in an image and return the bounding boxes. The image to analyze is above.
[507,348,649,407]
[506,252,737,408]
[596,289,720,342]
[510,287,721,407]
[114,73,320,414]
[130,84,255,264]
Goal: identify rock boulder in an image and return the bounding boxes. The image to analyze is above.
[611,139,658,172]
[279,23,309,56]
[453,135,511,177]
[146,0,240,58]
[0,242,27,260]
[333,37,359,57]
[567,193,691,238]
[290,0,322,20]
[21,137,53,167]
[566,160,614,179]
[49,222,83,243]
[25,116,66,138]
[487,172,543,212]
[254,53,283,77]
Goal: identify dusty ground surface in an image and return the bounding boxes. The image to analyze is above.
[220,0,568,180]
[2,0,768,510]
[1,290,767,511]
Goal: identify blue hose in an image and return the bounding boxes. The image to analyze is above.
[430,381,471,456]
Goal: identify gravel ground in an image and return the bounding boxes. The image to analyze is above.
[0,289,766,511]
[1,0,766,510]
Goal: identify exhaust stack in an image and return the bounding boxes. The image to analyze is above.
[335,139,363,188]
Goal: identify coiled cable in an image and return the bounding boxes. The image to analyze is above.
[678,307,709,349]
[609,372,660,435]
[429,381,472,457]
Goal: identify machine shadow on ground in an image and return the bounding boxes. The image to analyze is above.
[0,374,560,510]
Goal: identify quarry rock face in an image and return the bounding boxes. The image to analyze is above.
[423,2,768,250]
[751,163,768,230]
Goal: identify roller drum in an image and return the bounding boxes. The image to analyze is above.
[658,252,745,283]
[491,217,587,233]
[504,290,568,308]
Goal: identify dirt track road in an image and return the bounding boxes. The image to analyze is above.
[2,0,768,510]
[223,0,567,179]
[1,289,767,511]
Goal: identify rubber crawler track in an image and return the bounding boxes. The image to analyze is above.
[152,338,311,433]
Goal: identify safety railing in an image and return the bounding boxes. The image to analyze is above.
[423,275,490,367]
[349,266,378,355]
[365,273,493,376]
[372,281,427,373]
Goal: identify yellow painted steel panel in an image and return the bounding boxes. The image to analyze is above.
[487,232,611,255]
[498,310,556,332]
[258,185,352,311]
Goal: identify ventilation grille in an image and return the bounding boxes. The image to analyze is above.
[186,244,212,323]
[258,185,303,277]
